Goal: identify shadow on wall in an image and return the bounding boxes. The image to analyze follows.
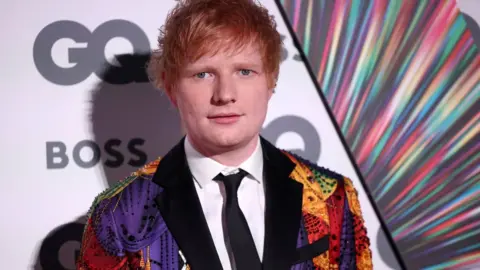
[462,12,480,49]
[32,53,183,270]
[89,53,182,188]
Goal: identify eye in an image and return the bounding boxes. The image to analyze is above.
[239,69,252,76]
[195,72,211,79]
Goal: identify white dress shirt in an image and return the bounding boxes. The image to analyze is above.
[184,136,265,270]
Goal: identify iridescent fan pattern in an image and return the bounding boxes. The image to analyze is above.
[278,0,480,269]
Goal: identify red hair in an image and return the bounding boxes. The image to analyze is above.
[148,0,282,92]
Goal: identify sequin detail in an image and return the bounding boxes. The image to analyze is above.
[344,178,373,269]
[284,151,372,269]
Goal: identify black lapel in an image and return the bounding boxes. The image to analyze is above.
[260,137,304,270]
[152,137,223,270]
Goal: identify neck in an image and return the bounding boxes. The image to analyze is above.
[187,135,259,167]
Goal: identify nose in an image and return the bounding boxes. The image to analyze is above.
[212,75,237,104]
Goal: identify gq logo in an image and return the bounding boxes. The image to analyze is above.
[34,19,300,86]
[33,19,151,85]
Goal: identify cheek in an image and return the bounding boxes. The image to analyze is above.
[246,90,270,117]
[176,92,207,120]
[255,88,271,105]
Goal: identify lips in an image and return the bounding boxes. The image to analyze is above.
[207,113,242,124]
[208,113,240,118]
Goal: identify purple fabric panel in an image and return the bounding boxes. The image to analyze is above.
[290,260,314,270]
[339,196,356,270]
[92,177,167,256]
[291,217,314,270]
[296,218,310,248]
[148,230,181,270]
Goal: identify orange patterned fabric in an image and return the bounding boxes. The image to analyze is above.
[285,152,373,269]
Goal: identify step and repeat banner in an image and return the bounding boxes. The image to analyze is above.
[0,0,478,269]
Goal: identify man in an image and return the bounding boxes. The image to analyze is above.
[77,0,373,269]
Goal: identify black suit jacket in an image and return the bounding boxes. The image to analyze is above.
[77,137,371,269]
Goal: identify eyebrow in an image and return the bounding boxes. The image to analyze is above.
[232,62,263,70]
[185,62,263,73]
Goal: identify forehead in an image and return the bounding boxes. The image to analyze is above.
[188,41,263,67]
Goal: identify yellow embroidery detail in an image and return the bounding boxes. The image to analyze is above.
[357,249,374,270]
[302,188,330,226]
[145,246,151,270]
[329,263,340,270]
[284,152,338,201]
[139,249,145,268]
[133,157,162,176]
[312,251,330,269]
[344,178,363,217]
[285,153,333,227]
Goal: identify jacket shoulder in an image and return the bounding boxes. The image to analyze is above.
[283,151,367,218]
[85,158,167,256]
[282,151,346,200]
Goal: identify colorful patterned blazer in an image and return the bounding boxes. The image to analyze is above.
[77,137,373,269]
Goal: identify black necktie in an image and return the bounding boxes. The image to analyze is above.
[215,169,262,270]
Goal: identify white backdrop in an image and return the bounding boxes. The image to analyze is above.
[1,1,478,269]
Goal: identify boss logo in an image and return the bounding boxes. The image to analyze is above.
[46,138,147,169]
[33,20,151,86]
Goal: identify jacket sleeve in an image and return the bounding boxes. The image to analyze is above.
[344,177,373,270]
[76,196,143,270]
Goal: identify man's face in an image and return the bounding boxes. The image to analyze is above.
[169,42,273,153]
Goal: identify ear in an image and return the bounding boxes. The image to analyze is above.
[267,76,277,100]
[268,88,274,100]
[267,81,276,100]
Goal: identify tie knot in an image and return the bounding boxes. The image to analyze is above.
[214,169,249,194]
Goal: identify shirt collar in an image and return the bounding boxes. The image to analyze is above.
[184,136,264,188]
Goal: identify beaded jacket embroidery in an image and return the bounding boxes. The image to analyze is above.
[77,151,373,270]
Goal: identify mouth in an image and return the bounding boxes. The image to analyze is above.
[207,114,242,124]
